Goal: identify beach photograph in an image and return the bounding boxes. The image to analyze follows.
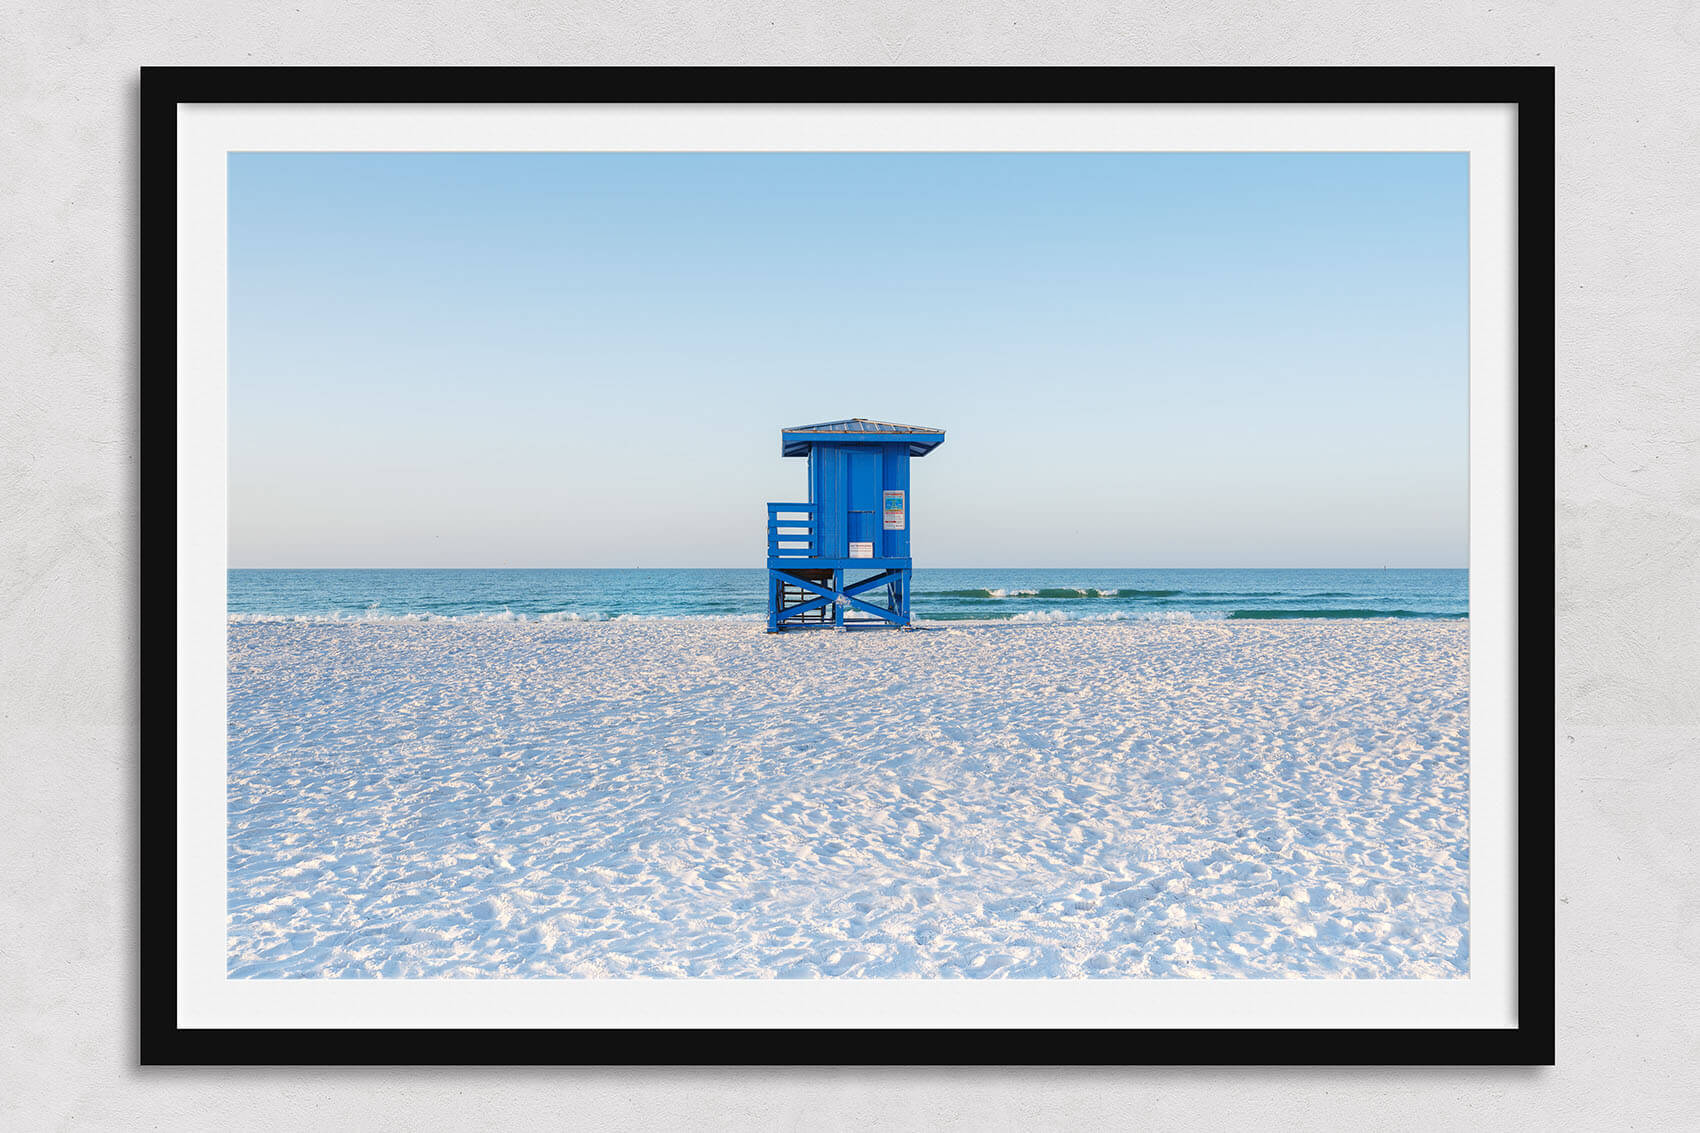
[226,151,1469,981]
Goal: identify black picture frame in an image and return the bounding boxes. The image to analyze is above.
[143,65,1556,1066]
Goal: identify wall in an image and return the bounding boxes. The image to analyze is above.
[2,2,1696,1127]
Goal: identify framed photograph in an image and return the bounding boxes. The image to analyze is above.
[146,67,1555,1065]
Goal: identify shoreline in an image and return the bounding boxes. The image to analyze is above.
[225,613,1469,625]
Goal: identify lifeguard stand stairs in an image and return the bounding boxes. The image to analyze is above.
[766,418,945,631]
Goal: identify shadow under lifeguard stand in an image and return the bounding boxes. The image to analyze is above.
[766,418,945,632]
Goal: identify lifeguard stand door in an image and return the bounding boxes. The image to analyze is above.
[846,449,880,557]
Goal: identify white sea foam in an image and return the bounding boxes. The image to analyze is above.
[611,612,764,622]
[228,610,765,625]
[919,609,1224,624]
[1083,609,1226,623]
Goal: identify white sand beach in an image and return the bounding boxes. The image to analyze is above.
[227,619,1469,979]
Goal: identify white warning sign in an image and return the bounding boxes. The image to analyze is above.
[882,490,905,531]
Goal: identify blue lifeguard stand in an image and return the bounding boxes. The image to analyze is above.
[766,418,945,631]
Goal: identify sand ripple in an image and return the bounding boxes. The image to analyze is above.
[227,619,1469,979]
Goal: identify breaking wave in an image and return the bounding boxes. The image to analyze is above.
[918,605,1462,622]
[918,587,1183,600]
[1226,608,1467,620]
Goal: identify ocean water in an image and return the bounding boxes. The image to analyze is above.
[228,568,1467,623]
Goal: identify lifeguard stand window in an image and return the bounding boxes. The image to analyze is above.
[766,418,944,631]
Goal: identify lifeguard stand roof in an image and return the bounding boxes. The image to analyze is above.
[781,418,946,458]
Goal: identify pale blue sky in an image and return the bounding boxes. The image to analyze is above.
[228,152,1467,568]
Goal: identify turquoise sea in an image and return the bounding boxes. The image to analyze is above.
[228,568,1467,623]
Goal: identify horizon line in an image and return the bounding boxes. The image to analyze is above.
[227,564,1471,571]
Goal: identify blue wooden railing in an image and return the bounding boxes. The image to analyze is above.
[767,502,816,558]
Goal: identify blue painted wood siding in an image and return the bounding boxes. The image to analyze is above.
[805,441,912,561]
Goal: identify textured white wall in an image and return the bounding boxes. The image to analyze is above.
[2,2,1696,1127]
